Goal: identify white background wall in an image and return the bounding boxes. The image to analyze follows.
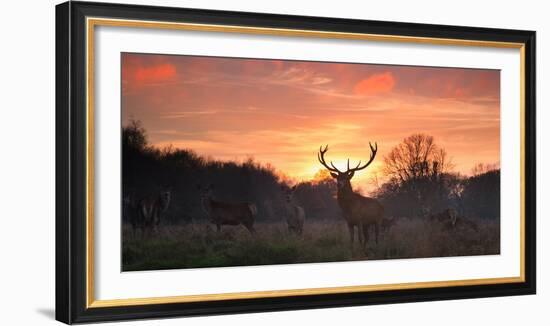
[0,0,546,325]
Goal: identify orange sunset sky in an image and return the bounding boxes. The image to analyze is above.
[122,53,500,188]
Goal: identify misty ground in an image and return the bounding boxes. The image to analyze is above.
[121,218,499,271]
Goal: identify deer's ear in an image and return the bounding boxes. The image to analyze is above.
[291,185,297,191]
[347,171,355,178]
[330,172,338,179]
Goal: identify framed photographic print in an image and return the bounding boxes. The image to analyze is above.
[55,1,536,324]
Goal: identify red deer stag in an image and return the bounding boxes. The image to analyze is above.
[281,185,306,235]
[199,184,257,234]
[318,144,384,251]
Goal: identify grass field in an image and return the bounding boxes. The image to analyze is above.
[121,217,500,271]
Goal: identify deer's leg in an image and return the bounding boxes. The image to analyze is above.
[347,223,355,245]
[216,224,221,232]
[155,211,162,233]
[152,213,158,234]
[363,224,370,246]
[374,223,380,244]
[145,221,151,238]
[358,223,365,246]
[244,222,256,235]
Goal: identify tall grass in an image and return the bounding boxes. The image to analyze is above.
[122,218,499,271]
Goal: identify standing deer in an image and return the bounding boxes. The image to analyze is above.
[198,184,257,234]
[318,143,384,251]
[128,189,171,237]
[281,185,306,235]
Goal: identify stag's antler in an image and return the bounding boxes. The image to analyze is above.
[346,142,378,174]
[317,143,378,175]
[318,145,343,173]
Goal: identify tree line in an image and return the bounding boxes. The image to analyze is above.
[375,134,499,220]
[122,121,499,225]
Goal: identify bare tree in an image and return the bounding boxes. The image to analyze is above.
[123,119,148,151]
[381,134,454,217]
[383,134,452,183]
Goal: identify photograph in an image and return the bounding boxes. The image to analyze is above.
[121,53,501,271]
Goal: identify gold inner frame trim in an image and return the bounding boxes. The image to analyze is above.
[85,17,527,309]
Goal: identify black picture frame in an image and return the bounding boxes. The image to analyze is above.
[56,1,536,324]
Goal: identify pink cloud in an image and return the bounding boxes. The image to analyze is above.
[354,72,396,95]
[134,64,176,83]
[122,58,178,91]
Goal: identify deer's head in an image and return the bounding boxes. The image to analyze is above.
[161,190,171,203]
[197,184,214,200]
[281,185,298,204]
[317,143,378,192]
[159,187,172,210]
